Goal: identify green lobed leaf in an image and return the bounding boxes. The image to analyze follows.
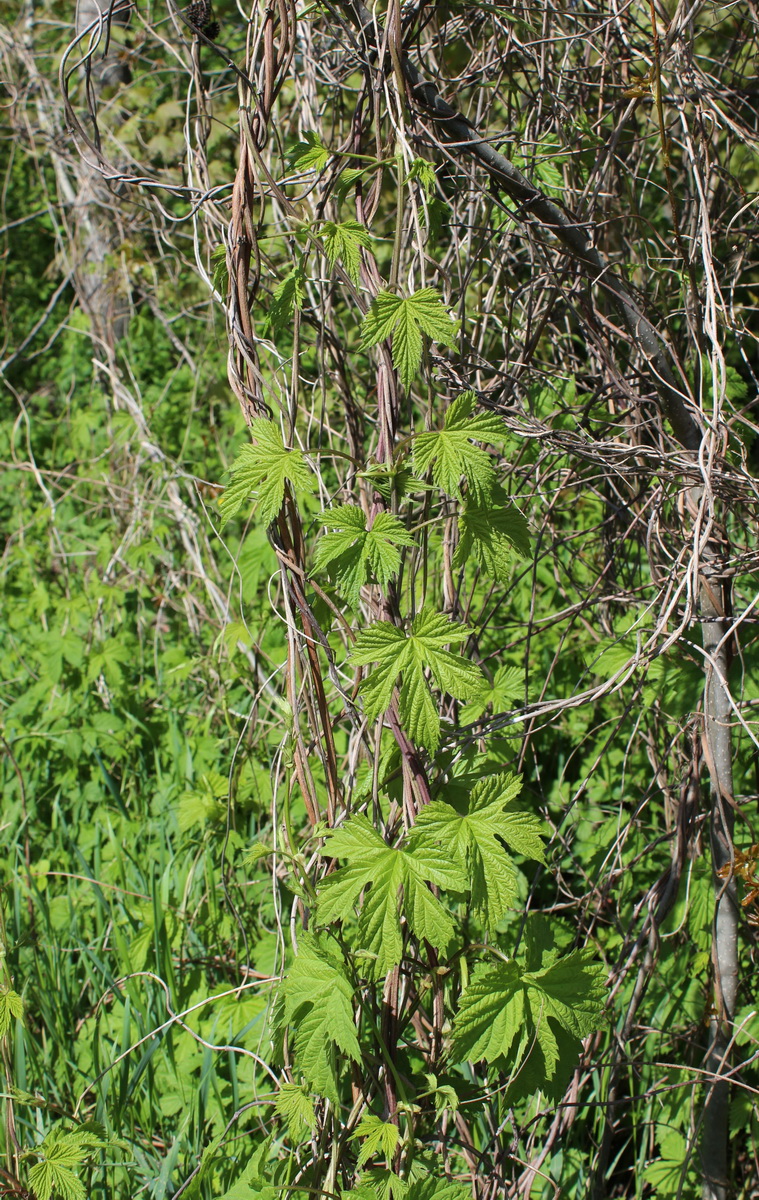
[413,392,504,501]
[351,1114,401,1168]
[407,1180,471,1200]
[26,1128,109,1200]
[412,772,539,927]
[449,961,524,1063]
[361,288,458,390]
[219,418,313,529]
[0,988,24,1037]
[275,1083,317,1142]
[524,948,608,1040]
[461,664,527,723]
[404,158,438,196]
[453,484,531,581]
[288,131,330,172]
[27,1160,85,1200]
[266,266,306,336]
[314,505,413,607]
[279,934,361,1102]
[349,607,486,751]
[320,220,373,286]
[450,949,606,1085]
[316,815,464,977]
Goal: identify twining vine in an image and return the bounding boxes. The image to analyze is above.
[16,0,758,1196]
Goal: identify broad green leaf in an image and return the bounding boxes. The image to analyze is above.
[355,1169,409,1200]
[413,392,504,501]
[320,220,373,286]
[411,771,543,926]
[524,948,608,1040]
[449,961,524,1063]
[313,505,413,606]
[407,1180,470,1200]
[288,131,330,172]
[461,664,527,723]
[351,1114,401,1168]
[316,814,464,977]
[27,1160,85,1200]
[348,607,486,751]
[450,949,606,1086]
[279,934,361,1102]
[453,484,530,581]
[26,1128,108,1200]
[642,1129,696,1194]
[361,288,458,390]
[275,1083,316,1142]
[219,418,313,529]
[334,165,368,204]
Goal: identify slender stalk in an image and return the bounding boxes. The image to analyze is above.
[700,576,739,1200]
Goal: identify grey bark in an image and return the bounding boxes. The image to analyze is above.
[699,576,739,1200]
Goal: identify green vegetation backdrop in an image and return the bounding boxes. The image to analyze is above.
[1,0,758,1198]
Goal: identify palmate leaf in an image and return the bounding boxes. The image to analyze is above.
[361,288,458,390]
[412,392,504,502]
[404,157,437,196]
[320,220,373,286]
[27,1127,109,1200]
[461,664,527,723]
[407,1180,470,1200]
[274,1084,316,1142]
[411,772,544,927]
[348,607,486,752]
[346,1169,409,1200]
[449,949,606,1093]
[288,130,330,172]
[315,814,465,977]
[279,934,361,1102]
[453,484,530,581]
[351,1114,401,1168]
[219,418,313,529]
[313,505,413,607]
[27,1159,85,1200]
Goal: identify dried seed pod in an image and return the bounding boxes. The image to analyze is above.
[185,0,219,37]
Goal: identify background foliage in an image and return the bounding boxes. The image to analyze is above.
[1,0,759,1197]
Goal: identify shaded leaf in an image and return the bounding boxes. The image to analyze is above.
[453,484,530,581]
